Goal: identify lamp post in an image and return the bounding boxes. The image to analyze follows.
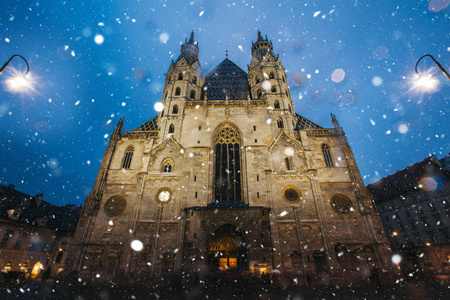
[0,55,31,91]
[0,55,30,75]
[414,54,450,90]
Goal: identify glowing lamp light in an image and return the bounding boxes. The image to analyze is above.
[414,54,450,89]
[1,55,32,93]
[392,231,398,237]
[426,242,431,247]
[7,75,29,90]
[415,75,438,91]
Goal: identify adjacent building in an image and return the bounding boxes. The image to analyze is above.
[367,155,450,274]
[0,184,80,279]
[65,32,395,285]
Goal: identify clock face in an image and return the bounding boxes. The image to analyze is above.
[158,190,171,202]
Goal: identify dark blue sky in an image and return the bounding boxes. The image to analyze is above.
[1,1,449,206]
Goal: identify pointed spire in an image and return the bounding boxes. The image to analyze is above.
[257,31,264,41]
[188,31,195,44]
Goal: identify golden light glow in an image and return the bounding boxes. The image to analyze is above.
[392,231,398,236]
[415,75,438,91]
[426,242,431,247]
[7,76,29,90]
[31,261,43,278]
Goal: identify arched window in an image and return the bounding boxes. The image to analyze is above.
[122,146,134,169]
[175,87,181,96]
[172,105,178,114]
[257,89,262,98]
[269,72,275,79]
[277,119,284,128]
[274,100,280,109]
[193,76,197,84]
[271,85,276,93]
[322,144,333,167]
[255,76,260,84]
[190,90,196,99]
[178,73,183,80]
[164,92,168,99]
[162,159,173,173]
[214,124,242,204]
[168,124,175,134]
[285,157,291,170]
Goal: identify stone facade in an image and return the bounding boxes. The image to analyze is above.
[66,32,394,285]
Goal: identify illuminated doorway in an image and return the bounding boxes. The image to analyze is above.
[209,224,247,272]
[31,262,43,278]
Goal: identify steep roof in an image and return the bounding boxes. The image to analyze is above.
[295,113,323,130]
[133,116,159,131]
[0,184,80,233]
[367,155,450,203]
[201,58,249,100]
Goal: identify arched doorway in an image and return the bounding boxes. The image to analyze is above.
[209,224,247,272]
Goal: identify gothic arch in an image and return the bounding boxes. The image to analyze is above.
[161,157,174,173]
[122,146,134,169]
[213,123,243,204]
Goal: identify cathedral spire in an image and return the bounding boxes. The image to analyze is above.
[179,31,199,65]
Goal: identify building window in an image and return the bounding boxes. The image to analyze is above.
[285,157,291,171]
[194,175,197,182]
[175,87,181,96]
[55,251,64,263]
[269,72,275,79]
[214,124,242,204]
[168,124,175,134]
[162,159,173,173]
[14,232,25,248]
[257,175,259,181]
[195,192,198,198]
[257,192,260,199]
[122,146,134,169]
[255,76,260,84]
[193,76,197,84]
[271,85,276,93]
[253,126,256,131]
[190,90,196,99]
[172,105,178,114]
[274,100,280,109]
[257,89,262,98]
[254,139,257,143]
[277,119,284,128]
[178,73,183,80]
[1,230,13,247]
[322,144,333,167]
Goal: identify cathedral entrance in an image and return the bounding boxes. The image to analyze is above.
[208,224,247,272]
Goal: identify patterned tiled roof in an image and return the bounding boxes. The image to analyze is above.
[201,58,249,100]
[295,113,323,130]
[133,116,159,131]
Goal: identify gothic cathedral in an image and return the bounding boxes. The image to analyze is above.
[66,32,394,284]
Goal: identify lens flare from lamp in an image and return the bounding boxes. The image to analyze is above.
[7,76,29,90]
[416,75,438,90]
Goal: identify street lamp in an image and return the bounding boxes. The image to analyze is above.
[414,54,450,91]
[0,55,31,91]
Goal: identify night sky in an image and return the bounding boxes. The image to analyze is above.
[1,1,449,206]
